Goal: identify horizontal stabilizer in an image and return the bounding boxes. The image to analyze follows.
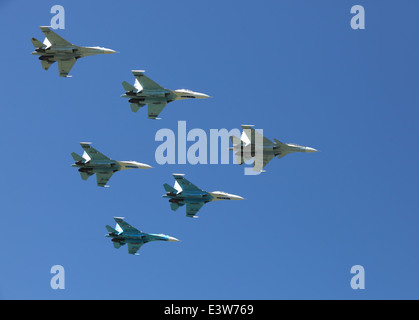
[163,183,177,194]
[130,103,145,113]
[106,225,117,234]
[170,203,180,211]
[31,37,45,48]
[122,81,136,92]
[113,242,123,249]
[80,172,93,181]
[71,152,84,162]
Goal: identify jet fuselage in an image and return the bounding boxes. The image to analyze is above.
[72,160,120,174]
[163,190,213,206]
[106,232,178,246]
[121,89,208,106]
[234,142,317,159]
[32,45,115,62]
[163,190,243,205]
[72,160,149,175]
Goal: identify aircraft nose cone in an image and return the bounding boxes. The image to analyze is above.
[230,194,245,200]
[168,236,180,242]
[305,147,318,153]
[196,93,210,99]
[104,49,117,54]
[129,161,153,169]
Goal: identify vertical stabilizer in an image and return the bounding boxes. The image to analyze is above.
[134,78,143,90]
[115,223,123,234]
[174,180,182,193]
[43,37,52,48]
[82,151,91,161]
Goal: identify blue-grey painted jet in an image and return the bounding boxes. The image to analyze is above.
[121,70,210,119]
[163,174,244,218]
[71,142,152,187]
[106,217,179,255]
[230,125,318,172]
[31,26,116,77]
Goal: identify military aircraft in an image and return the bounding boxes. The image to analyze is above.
[71,142,152,187]
[230,125,318,172]
[163,174,244,218]
[121,70,210,119]
[31,26,116,77]
[106,217,179,255]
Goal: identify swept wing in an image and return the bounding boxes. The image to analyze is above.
[114,217,140,234]
[40,26,72,46]
[148,102,167,119]
[96,172,114,187]
[131,70,165,91]
[58,58,76,77]
[80,143,110,161]
[241,125,275,146]
[186,202,205,218]
[173,174,203,192]
[128,243,144,255]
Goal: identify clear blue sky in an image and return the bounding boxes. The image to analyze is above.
[0,0,418,300]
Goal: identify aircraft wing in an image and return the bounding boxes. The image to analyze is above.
[234,145,253,165]
[186,202,205,218]
[132,70,165,91]
[241,125,275,146]
[276,152,287,160]
[128,243,144,255]
[234,152,253,165]
[253,152,275,172]
[80,143,110,161]
[114,217,140,234]
[58,58,76,77]
[173,174,203,192]
[148,102,167,119]
[96,172,114,187]
[40,26,72,46]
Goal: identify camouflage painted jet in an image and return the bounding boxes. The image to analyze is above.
[163,174,244,218]
[121,70,210,119]
[71,142,152,187]
[106,217,179,256]
[230,125,318,172]
[31,26,116,77]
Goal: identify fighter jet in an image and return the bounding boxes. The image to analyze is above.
[121,70,210,119]
[230,125,318,172]
[163,174,244,218]
[31,26,116,77]
[106,217,179,255]
[71,142,152,187]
